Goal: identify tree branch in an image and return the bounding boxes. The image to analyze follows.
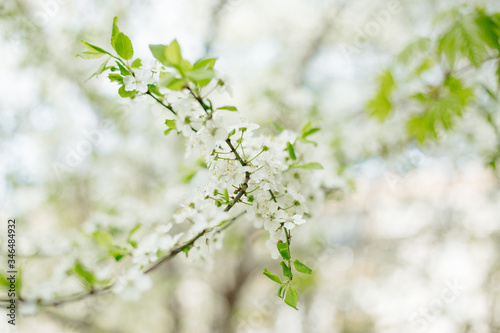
[0,212,247,307]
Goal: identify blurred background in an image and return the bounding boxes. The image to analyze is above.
[1,0,500,332]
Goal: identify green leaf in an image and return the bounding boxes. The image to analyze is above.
[366,70,395,121]
[111,16,120,47]
[165,40,182,66]
[497,59,500,87]
[297,162,324,170]
[475,10,500,51]
[181,244,193,257]
[179,59,193,74]
[217,106,237,112]
[166,78,186,91]
[81,41,111,55]
[114,32,134,60]
[407,114,432,145]
[85,57,110,82]
[76,51,105,59]
[148,84,162,97]
[158,72,175,87]
[193,58,217,70]
[284,285,299,310]
[277,283,286,298]
[413,57,436,76]
[280,261,292,278]
[293,259,312,274]
[108,73,123,83]
[271,121,284,132]
[73,261,94,288]
[109,247,127,261]
[118,85,136,98]
[438,16,487,68]
[131,58,142,68]
[93,231,114,248]
[149,44,168,65]
[0,274,10,288]
[263,268,281,284]
[407,76,473,144]
[116,61,131,76]
[302,128,320,138]
[165,119,177,135]
[396,37,432,65]
[186,69,214,84]
[277,240,290,260]
[127,223,141,248]
[287,142,296,160]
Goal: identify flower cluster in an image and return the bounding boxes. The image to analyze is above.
[41,16,325,309]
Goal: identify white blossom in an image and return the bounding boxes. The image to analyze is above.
[112,267,152,301]
[123,68,155,93]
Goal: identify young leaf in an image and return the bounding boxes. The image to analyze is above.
[302,128,320,138]
[297,162,324,170]
[179,59,193,74]
[118,85,136,98]
[76,51,105,59]
[263,268,281,284]
[193,58,217,70]
[366,70,395,121]
[165,119,177,135]
[73,261,94,288]
[277,240,290,260]
[284,285,299,310]
[85,58,110,82]
[271,121,284,132]
[396,37,431,65]
[127,223,141,248]
[116,61,131,76]
[217,106,237,112]
[166,78,186,91]
[81,41,111,55]
[131,58,142,68]
[438,17,486,68]
[193,58,216,70]
[166,40,182,66]
[111,16,120,47]
[93,231,114,248]
[293,259,312,274]
[114,32,134,60]
[186,69,215,83]
[108,73,123,84]
[475,10,500,51]
[287,142,296,160]
[277,283,286,298]
[149,44,168,65]
[406,114,433,145]
[497,60,500,87]
[109,247,127,261]
[280,261,292,278]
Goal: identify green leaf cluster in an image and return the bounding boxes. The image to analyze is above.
[262,240,312,310]
[366,6,500,146]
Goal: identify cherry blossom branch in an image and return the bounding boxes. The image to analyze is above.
[224,172,251,212]
[146,91,176,115]
[0,212,247,307]
[145,90,253,213]
[225,138,247,166]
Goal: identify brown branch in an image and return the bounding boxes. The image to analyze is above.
[143,228,208,274]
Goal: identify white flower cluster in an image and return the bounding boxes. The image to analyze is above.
[108,63,324,299]
[30,60,323,303]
